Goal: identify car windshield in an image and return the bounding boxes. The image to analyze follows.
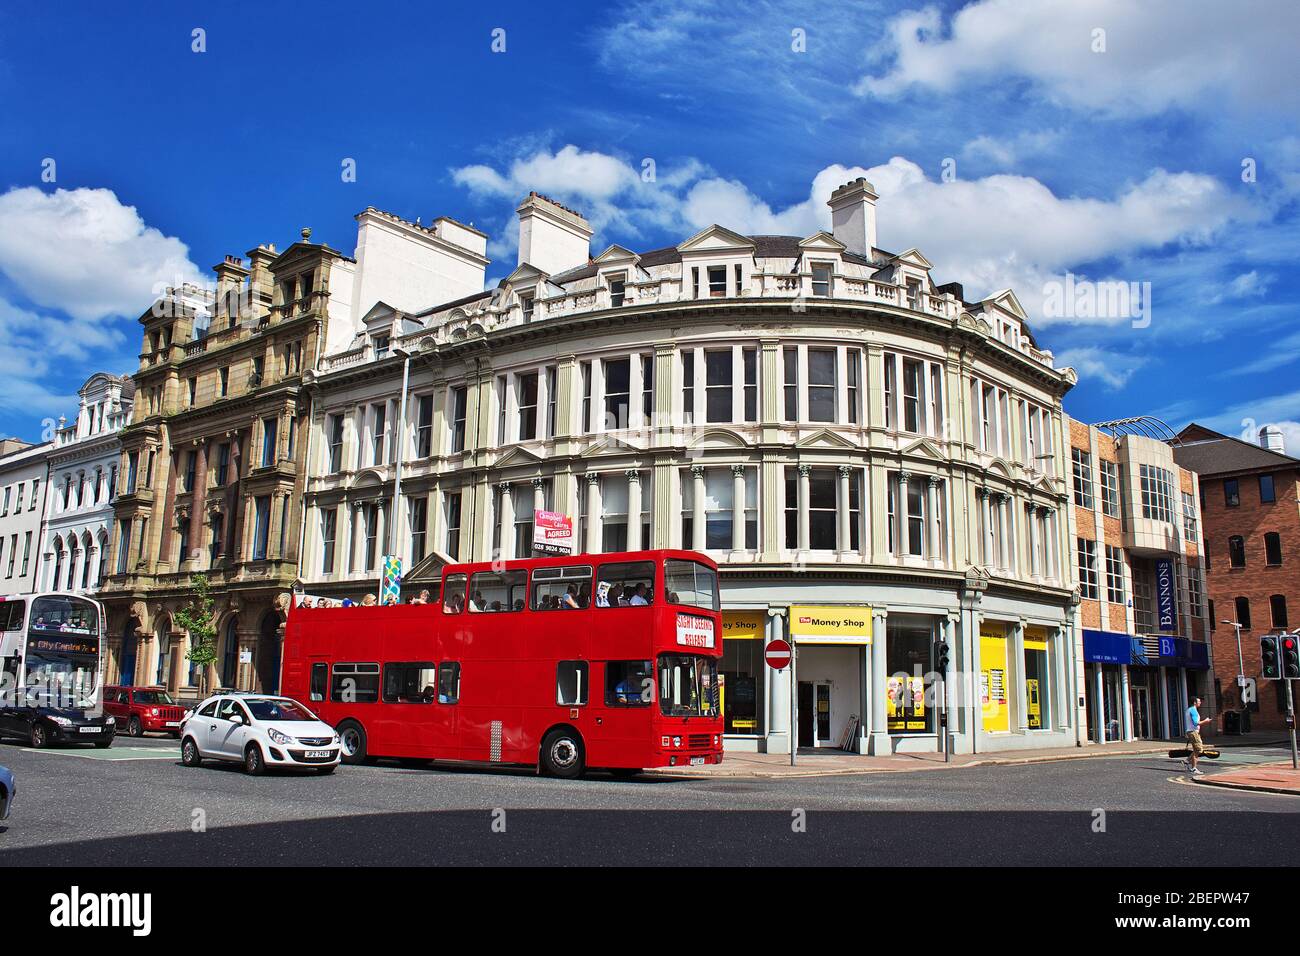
[658,654,720,718]
[133,690,175,705]
[246,698,317,722]
[664,559,719,611]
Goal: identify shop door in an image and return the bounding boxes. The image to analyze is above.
[797,682,814,747]
[815,683,832,745]
[1131,685,1152,739]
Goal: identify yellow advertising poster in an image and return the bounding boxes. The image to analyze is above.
[1026,678,1042,730]
[980,624,1009,733]
[886,675,926,731]
[721,611,766,640]
[789,605,872,644]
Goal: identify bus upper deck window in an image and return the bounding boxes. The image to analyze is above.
[664,559,719,612]
[468,569,528,612]
[530,565,593,610]
[594,561,655,608]
[442,574,468,614]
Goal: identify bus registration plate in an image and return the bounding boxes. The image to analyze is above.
[690,756,705,766]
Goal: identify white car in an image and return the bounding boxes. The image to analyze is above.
[179,694,340,775]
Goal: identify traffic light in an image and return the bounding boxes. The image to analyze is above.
[1283,635,1300,680]
[1261,635,1281,679]
[935,640,950,673]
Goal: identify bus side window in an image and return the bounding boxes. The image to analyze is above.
[437,662,460,704]
[331,663,380,703]
[309,663,327,702]
[530,565,593,610]
[556,661,588,706]
[442,573,467,614]
[384,662,437,703]
[468,569,528,612]
[593,561,655,608]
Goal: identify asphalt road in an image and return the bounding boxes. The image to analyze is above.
[2,736,1297,865]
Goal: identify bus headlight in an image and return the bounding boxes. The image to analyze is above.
[713,735,720,747]
[672,736,682,748]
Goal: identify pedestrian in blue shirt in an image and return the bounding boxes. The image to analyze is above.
[1183,696,1211,775]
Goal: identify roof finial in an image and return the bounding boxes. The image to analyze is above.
[301,227,312,242]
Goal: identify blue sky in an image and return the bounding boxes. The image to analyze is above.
[1,0,1297,446]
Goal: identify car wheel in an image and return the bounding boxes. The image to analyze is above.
[181,737,202,767]
[316,765,337,775]
[243,743,266,776]
[540,728,585,779]
[127,716,142,738]
[28,722,49,749]
[336,721,368,765]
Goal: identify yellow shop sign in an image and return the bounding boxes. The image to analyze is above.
[789,605,872,644]
[722,611,766,639]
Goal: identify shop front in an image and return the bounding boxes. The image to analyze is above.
[790,605,871,752]
[1083,628,1210,743]
[720,610,767,748]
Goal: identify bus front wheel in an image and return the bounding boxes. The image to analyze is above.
[337,721,368,765]
[540,729,585,779]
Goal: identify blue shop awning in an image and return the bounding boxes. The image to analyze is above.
[1084,629,1210,670]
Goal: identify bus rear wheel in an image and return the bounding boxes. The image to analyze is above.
[337,721,368,765]
[540,729,585,779]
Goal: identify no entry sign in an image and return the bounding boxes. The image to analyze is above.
[765,638,792,670]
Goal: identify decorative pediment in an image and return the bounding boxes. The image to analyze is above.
[958,310,991,336]
[688,427,751,451]
[982,289,1027,320]
[493,445,547,469]
[592,244,639,265]
[792,428,859,451]
[677,224,756,255]
[899,436,946,461]
[797,231,847,253]
[983,458,1013,479]
[351,467,387,489]
[892,247,934,270]
[580,434,646,458]
[505,262,549,286]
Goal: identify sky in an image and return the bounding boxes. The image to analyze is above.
[1,0,1297,447]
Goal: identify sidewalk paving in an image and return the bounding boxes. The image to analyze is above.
[1195,761,1300,795]
[646,739,1178,779]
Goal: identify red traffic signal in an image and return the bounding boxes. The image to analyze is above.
[1284,636,1300,680]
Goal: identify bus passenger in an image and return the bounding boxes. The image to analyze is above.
[577,584,591,608]
[629,583,650,606]
[469,591,485,612]
[562,585,580,609]
[361,594,378,607]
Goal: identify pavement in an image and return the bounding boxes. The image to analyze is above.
[1195,759,1300,795]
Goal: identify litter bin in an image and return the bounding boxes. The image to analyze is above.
[1223,711,1241,735]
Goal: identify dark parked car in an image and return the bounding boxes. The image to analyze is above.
[0,705,116,749]
[103,686,187,737]
[0,765,13,821]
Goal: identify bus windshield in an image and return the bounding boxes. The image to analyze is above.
[658,653,720,718]
[23,652,98,709]
[664,559,719,612]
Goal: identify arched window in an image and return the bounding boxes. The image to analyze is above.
[81,534,94,590]
[1265,532,1283,566]
[96,532,109,586]
[1228,536,1246,568]
[66,540,79,590]
[1234,596,1252,630]
[155,619,171,686]
[51,537,64,591]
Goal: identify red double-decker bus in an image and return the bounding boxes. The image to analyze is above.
[280,550,724,778]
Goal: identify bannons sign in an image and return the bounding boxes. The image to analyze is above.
[533,511,575,556]
[1154,558,1177,632]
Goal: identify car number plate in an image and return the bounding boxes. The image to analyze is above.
[690,756,705,766]
[78,726,100,734]
[165,721,180,727]
[305,749,331,759]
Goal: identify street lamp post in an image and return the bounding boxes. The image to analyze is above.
[383,346,412,598]
[1223,619,1249,733]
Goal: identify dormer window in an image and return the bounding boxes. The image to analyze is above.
[707,266,727,297]
[519,293,535,322]
[906,277,922,309]
[607,274,626,308]
[374,334,391,358]
[812,263,832,297]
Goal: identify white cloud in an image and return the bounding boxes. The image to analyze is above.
[961,130,1064,167]
[1053,347,1148,390]
[0,187,202,322]
[859,0,1300,119]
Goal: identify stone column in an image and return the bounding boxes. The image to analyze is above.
[691,465,706,551]
[730,465,746,551]
[837,465,852,554]
[927,475,941,562]
[897,471,912,558]
[532,476,546,514]
[626,470,643,551]
[1027,505,1040,577]
[995,493,1010,570]
[869,607,889,753]
[977,488,991,565]
[797,464,811,552]
[1012,621,1028,732]
[585,473,601,553]
[497,481,514,560]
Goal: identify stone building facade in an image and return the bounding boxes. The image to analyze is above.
[299,185,1084,755]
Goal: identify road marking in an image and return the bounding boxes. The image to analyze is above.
[20,745,178,761]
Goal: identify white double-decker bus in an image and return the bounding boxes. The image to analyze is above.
[0,592,117,748]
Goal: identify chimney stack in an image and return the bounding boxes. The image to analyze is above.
[516,192,593,276]
[1259,425,1286,454]
[827,178,879,259]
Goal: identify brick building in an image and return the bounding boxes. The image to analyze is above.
[1173,423,1300,730]
[1067,419,1210,743]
